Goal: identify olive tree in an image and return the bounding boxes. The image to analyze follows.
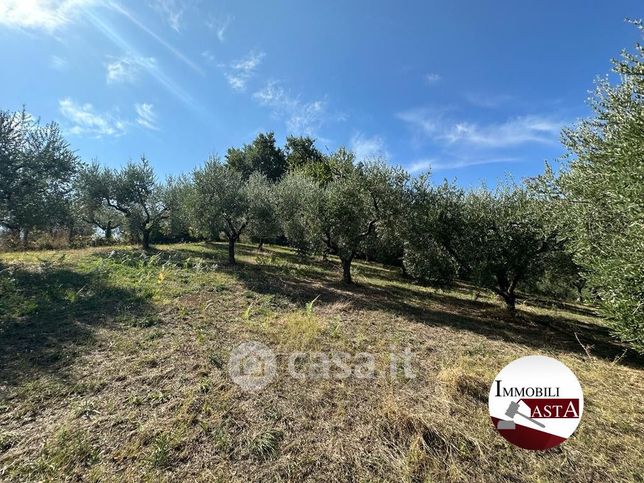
[402,175,467,285]
[76,162,125,242]
[317,160,404,284]
[245,172,280,250]
[462,185,561,312]
[78,158,168,249]
[193,158,250,264]
[275,173,322,255]
[0,109,78,246]
[532,26,644,350]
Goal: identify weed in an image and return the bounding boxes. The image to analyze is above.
[249,428,283,460]
[150,433,173,468]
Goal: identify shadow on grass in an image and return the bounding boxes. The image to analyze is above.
[519,296,600,318]
[0,263,154,388]
[168,243,643,369]
[108,242,642,368]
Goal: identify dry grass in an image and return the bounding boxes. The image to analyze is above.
[0,242,642,482]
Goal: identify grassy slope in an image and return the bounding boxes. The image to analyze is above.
[0,243,642,482]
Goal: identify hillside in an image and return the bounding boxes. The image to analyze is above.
[0,243,642,481]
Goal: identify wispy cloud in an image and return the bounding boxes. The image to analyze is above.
[425,73,441,85]
[84,10,200,112]
[150,0,187,32]
[207,14,233,42]
[397,108,564,148]
[59,98,127,138]
[201,50,215,64]
[135,103,159,130]
[0,0,98,31]
[253,81,333,137]
[108,2,204,75]
[350,133,389,160]
[50,55,68,71]
[106,55,156,84]
[408,157,518,173]
[224,51,265,91]
[59,98,160,136]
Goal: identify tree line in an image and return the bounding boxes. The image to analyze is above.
[0,35,641,352]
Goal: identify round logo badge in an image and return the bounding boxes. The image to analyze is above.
[228,341,277,392]
[489,355,583,450]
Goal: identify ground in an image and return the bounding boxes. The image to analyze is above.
[0,243,642,482]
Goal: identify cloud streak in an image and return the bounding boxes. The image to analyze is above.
[407,157,519,173]
[108,2,204,76]
[50,55,69,71]
[397,108,565,148]
[106,55,156,84]
[350,133,389,160]
[59,98,160,137]
[253,81,333,136]
[224,51,265,91]
[84,9,200,112]
[150,0,187,32]
[59,98,127,137]
[425,73,441,85]
[207,14,233,42]
[135,103,159,130]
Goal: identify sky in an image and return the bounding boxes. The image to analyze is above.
[0,0,641,187]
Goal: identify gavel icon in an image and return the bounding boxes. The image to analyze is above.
[497,401,546,430]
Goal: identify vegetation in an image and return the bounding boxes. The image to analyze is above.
[0,109,78,247]
[2,32,643,344]
[530,23,644,351]
[0,26,642,482]
[0,243,642,481]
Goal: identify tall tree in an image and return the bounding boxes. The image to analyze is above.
[225,132,287,181]
[76,162,124,242]
[193,157,250,264]
[0,109,78,246]
[533,25,644,350]
[113,158,168,250]
[245,172,280,251]
[81,158,168,250]
[402,175,466,285]
[285,136,326,172]
[317,159,402,284]
[275,173,322,255]
[462,185,561,312]
[162,174,196,242]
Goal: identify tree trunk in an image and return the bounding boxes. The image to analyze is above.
[105,222,113,242]
[257,239,264,252]
[142,228,151,250]
[495,272,517,314]
[499,291,516,313]
[228,238,237,265]
[401,260,408,277]
[21,228,29,249]
[574,280,585,303]
[341,257,353,284]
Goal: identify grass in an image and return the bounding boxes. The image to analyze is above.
[0,242,642,481]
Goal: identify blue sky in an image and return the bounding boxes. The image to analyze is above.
[0,0,640,186]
